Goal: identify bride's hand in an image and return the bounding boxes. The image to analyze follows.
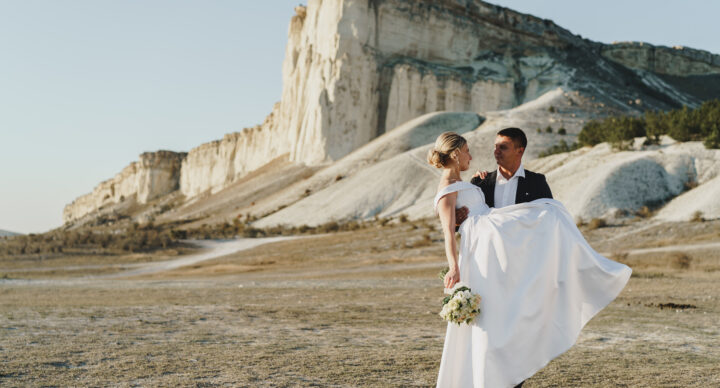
[473,170,489,179]
[444,267,460,289]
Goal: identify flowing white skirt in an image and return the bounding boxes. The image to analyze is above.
[436,199,631,388]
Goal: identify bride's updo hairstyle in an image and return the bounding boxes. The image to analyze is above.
[427,132,467,168]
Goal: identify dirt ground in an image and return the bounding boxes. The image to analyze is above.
[1,219,719,387]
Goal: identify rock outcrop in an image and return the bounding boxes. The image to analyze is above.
[530,139,720,221]
[602,42,720,77]
[63,151,186,223]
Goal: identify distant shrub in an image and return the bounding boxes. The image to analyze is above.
[408,233,432,248]
[548,106,556,113]
[611,251,629,265]
[398,214,409,223]
[575,217,585,227]
[669,252,692,270]
[545,126,553,133]
[636,206,652,218]
[558,127,567,135]
[691,211,705,222]
[587,218,607,230]
[536,128,542,134]
[317,221,340,233]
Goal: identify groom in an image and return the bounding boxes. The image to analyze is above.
[456,127,552,388]
[456,127,553,228]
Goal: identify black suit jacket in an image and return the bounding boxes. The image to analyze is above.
[470,169,553,208]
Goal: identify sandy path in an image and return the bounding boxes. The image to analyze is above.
[101,236,300,278]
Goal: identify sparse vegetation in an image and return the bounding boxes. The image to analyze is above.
[635,206,653,218]
[548,106,556,113]
[587,218,607,230]
[610,251,629,265]
[579,99,720,149]
[0,226,177,257]
[558,127,567,135]
[538,139,580,157]
[691,210,705,223]
[407,233,432,248]
[669,252,692,270]
[545,125,553,133]
[0,215,397,259]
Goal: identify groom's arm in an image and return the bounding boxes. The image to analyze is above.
[454,207,469,231]
[538,174,553,199]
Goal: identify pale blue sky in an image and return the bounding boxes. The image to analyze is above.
[1,1,718,234]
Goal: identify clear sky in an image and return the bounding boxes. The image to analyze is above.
[1,1,718,234]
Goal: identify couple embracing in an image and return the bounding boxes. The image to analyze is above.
[428,128,631,388]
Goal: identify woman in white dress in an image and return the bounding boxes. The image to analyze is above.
[428,132,631,388]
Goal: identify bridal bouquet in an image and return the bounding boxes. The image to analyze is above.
[439,282,482,325]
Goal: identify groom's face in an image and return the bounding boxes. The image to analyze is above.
[494,135,524,168]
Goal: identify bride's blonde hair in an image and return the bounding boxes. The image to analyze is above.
[427,132,467,168]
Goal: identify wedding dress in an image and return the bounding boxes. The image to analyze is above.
[434,182,631,388]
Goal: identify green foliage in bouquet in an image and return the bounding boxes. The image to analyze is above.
[438,266,449,280]
[442,286,471,306]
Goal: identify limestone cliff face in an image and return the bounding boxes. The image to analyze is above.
[63,151,186,223]
[278,0,580,164]
[275,0,720,166]
[64,0,720,223]
[602,42,720,77]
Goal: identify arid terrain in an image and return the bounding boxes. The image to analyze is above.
[1,218,719,387]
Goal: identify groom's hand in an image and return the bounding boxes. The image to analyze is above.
[455,206,469,229]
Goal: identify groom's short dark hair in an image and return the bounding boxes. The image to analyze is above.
[497,127,527,149]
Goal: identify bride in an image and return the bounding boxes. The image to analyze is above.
[428,132,631,388]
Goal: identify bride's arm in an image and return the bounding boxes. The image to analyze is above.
[437,193,460,289]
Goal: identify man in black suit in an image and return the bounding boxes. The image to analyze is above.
[455,127,552,388]
[457,127,552,223]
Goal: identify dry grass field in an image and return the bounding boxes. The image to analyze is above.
[1,219,719,387]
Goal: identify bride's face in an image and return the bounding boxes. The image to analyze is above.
[456,143,472,171]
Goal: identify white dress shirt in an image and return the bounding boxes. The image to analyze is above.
[494,164,525,208]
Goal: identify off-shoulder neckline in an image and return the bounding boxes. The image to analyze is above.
[433,181,478,210]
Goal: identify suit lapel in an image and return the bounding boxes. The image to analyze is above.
[486,171,497,208]
[515,175,527,204]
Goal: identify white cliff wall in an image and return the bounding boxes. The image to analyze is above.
[63,151,186,223]
[602,42,720,76]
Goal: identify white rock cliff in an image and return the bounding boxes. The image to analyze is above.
[63,151,186,223]
[63,0,720,224]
